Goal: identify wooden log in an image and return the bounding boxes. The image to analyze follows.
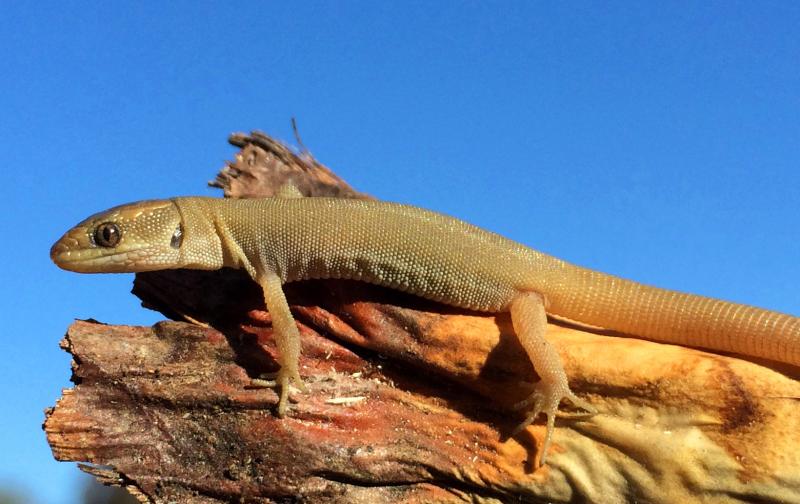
[45,130,800,503]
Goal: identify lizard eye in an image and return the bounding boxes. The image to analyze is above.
[94,223,121,248]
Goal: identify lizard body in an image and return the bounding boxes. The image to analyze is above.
[51,196,800,465]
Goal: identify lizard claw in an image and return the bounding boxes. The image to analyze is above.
[249,367,306,416]
[512,380,595,466]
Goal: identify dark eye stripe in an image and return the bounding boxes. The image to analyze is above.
[94,223,121,247]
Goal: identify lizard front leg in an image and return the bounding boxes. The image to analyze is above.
[510,291,595,466]
[257,272,306,416]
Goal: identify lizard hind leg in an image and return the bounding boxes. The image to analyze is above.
[509,291,596,467]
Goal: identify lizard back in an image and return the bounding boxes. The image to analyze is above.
[177,196,800,366]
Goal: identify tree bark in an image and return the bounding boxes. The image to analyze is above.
[45,130,800,503]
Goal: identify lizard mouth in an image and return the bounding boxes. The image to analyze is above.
[50,235,86,270]
[50,236,156,273]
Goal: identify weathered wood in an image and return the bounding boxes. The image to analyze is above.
[45,130,800,503]
[211,130,369,200]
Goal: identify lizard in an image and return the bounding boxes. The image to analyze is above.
[50,193,800,465]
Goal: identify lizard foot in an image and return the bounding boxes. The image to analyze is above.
[249,367,306,416]
[512,379,595,466]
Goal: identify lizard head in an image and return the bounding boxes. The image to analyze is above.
[50,199,184,273]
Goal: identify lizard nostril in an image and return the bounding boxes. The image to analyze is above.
[50,236,78,264]
[50,241,67,262]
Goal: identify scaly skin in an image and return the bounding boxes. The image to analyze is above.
[51,196,800,466]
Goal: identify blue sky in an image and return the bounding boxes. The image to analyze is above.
[2,2,798,502]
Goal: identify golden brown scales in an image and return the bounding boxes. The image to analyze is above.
[51,192,800,466]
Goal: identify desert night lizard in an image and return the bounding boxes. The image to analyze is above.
[50,193,800,465]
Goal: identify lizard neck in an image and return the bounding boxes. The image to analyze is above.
[170,197,226,271]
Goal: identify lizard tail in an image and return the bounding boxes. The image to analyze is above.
[546,265,800,366]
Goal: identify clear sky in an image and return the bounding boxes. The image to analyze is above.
[2,2,798,502]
